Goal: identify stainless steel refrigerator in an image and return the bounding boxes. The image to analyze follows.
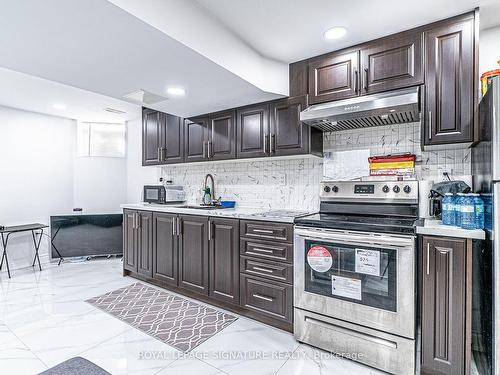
[472,76,499,374]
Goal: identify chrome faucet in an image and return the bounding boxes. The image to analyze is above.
[203,173,215,204]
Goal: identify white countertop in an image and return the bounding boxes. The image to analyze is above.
[416,219,485,240]
[120,203,313,223]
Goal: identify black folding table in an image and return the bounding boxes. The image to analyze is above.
[0,223,49,278]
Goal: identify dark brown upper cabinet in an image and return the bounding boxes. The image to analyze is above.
[421,236,471,375]
[142,108,164,166]
[178,215,209,296]
[209,218,240,305]
[308,50,360,104]
[184,116,208,162]
[208,110,236,161]
[360,31,423,94]
[423,15,475,147]
[163,113,184,164]
[270,95,309,156]
[152,212,178,287]
[236,103,270,158]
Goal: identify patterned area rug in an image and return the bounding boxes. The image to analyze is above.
[85,282,238,352]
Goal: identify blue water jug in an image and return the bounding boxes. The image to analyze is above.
[460,194,475,230]
[472,193,484,229]
[441,193,455,226]
[455,193,465,227]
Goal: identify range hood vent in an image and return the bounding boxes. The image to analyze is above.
[300,87,420,132]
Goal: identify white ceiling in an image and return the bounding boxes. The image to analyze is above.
[0,67,140,123]
[0,0,283,119]
[195,0,500,63]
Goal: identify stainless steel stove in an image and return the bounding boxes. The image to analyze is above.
[293,180,419,375]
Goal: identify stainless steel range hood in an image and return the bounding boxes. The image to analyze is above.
[300,87,420,132]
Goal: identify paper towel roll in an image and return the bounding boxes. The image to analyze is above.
[418,180,434,218]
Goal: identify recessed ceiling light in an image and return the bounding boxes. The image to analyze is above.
[167,86,186,96]
[52,103,66,110]
[324,26,347,40]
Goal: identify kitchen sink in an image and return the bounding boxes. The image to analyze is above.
[178,205,229,210]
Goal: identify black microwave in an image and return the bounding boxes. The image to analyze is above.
[143,185,167,204]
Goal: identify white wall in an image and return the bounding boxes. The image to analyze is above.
[0,105,127,273]
[73,156,126,213]
[0,106,75,271]
[479,26,500,78]
[125,113,160,203]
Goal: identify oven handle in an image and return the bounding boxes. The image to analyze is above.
[294,227,415,249]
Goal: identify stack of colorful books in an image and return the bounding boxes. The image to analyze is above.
[368,154,416,177]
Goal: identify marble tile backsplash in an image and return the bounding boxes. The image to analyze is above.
[161,122,471,211]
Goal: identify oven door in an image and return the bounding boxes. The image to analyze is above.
[294,226,415,339]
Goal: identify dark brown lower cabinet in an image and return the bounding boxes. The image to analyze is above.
[123,209,152,277]
[137,211,153,278]
[240,274,293,323]
[178,215,209,295]
[152,212,178,286]
[209,218,240,305]
[421,236,472,375]
[123,209,137,273]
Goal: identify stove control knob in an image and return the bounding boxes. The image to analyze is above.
[332,186,339,193]
[403,185,412,194]
[382,185,390,193]
[323,186,331,193]
[393,185,401,193]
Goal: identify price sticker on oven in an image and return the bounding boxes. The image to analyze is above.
[307,246,332,273]
[355,249,380,276]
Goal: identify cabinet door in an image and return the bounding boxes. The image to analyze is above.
[164,114,184,164]
[184,116,208,162]
[152,212,178,286]
[270,95,309,156]
[123,209,137,272]
[209,218,239,305]
[178,215,209,295]
[137,211,153,278]
[142,108,164,166]
[236,103,270,159]
[361,31,423,94]
[421,236,467,375]
[208,110,236,160]
[308,50,360,104]
[423,17,475,146]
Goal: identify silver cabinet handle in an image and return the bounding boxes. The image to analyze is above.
[202,142,207,159]
[208,221,212,240]
[253,266,274,273]
[354,70,359,95]
[428,111,432,140]
[132,213,136,229]
[177,217,182,236]
[264,135,269,154]
[252,293,274,302]
[162,147,167,162]
[157,147,161,162]
[426,242,430,275]
[207,141,212,159]
[172,217,176,236]
[136,213,141,230]
[250,247,274,254]
[269,133,273,155]
[253,228,274,234]
[364,68,369,91]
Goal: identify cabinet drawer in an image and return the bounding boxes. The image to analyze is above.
[240,238,293,264]
[240,220,293,242]
[240,256,293,284]
[240,274,292,323]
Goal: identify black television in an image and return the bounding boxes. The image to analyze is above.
[50,214,123,259]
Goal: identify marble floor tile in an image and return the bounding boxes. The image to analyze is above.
[80,327,179,375]
[156,358,227,375]
[191,317,299,375]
